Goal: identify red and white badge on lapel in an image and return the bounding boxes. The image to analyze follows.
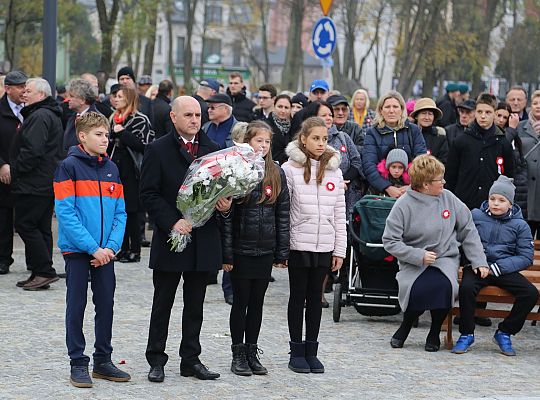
[442,209,451,219]
[264,185,273,196]
[326,182,335,191]
[340,144,347,153]
[496,157,504,174]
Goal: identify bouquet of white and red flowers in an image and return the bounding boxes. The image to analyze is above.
[169,145,265,252]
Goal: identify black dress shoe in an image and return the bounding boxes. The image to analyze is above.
[148,365,165,382]
[180,363,220,380]
[474,317,492,327]
[425,341,440,352]
[141,238,151,248]
[119,252,141,263]
[0,263,10,275]
[390,337,404,348]
[225,295,233,305]
[269,275,275,282]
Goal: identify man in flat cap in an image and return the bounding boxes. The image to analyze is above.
[0,71,27,275]
[202,93,238,150]
[193,78,219,125]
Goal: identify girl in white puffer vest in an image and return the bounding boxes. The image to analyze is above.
[281,117,347,374]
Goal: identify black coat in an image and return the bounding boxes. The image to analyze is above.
[0,94,22,207]
[222,168,290,265]
[140,130,222,272]
[436,94,458,127]
[192,93,209,126]
[138,94,154,126]
[337,120,365,154]
[265,113,292,165]
[108,112,153,212]
[152,93,173,139]
[422,126,449,164]
[446,122,514,210]
[227,88,255,123]
[10,96,64,197]
[444,122,465,149]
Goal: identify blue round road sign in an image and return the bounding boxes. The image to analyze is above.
[312,17,337,59]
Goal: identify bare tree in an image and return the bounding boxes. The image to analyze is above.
[183,0,198,93]
[165,0,178,91]
[143,0,159,75]
[96,0,121,77]
[281,0,304,91]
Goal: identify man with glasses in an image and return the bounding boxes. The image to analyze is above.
[226,72,255,123]
[252,84,276,121]
[328,94,365,153]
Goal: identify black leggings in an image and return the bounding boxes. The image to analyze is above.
[527,220,540,240]
[229,277,269,345]
[288,266,328,342]
[394,308,449,345]
[122,212,141,254]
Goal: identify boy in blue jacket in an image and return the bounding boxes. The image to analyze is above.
[54,112,129,387]
[452,175,538,356]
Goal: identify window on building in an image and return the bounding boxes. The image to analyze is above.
[202,38,221,64]
[232,42,242,66]
[157,35,162,55]
[229,0,252,24]
[176,36,185,64]
[205,5,222,25]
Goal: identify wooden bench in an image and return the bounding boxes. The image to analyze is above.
[444,251,540,350]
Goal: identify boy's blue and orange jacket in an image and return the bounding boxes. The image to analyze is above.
[54,145,127,255]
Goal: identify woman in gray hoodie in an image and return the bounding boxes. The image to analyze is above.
[382,154,487,352]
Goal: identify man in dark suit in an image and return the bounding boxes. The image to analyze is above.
[0,70,27,275]
[63,78,101,153]
[140,96,231,382]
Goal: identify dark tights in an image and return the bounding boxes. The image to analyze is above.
[229,277,269,345]
[122,212,141,254]
[393,308,449,345]
[288,266,327,342]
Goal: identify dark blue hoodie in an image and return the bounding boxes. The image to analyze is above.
[471,201,533,276]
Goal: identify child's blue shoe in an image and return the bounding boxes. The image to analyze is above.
[451,334,474,354]
[493,330,516,356]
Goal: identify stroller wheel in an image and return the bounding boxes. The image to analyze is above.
[333,283,342,323]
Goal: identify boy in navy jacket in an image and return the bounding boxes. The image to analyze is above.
[452,175,538,356]
[54,112,129,387]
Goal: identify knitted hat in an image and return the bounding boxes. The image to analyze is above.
[117,66,136,82]
[386,148,409,169]
[489,175,515,204]
[291,92,308,107]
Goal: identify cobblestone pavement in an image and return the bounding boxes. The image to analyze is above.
[1,224,539,400]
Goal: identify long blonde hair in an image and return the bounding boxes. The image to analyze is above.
[297,117,336,185]
[373,90,408,129]
[243,120,281,204]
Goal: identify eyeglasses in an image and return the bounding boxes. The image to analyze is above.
[258,96,272,100]
[431,178,446,183]
[208,104,226,110]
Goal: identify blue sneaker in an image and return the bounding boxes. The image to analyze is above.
[451,334,475,354]
[493,330,516,356]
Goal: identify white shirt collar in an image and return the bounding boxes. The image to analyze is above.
[7,96,23,115]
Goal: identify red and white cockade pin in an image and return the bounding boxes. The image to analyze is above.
[326,182,335,191]
[109,184,115,194]
[442,209,451,219]
[340,144,347,152]
[264,185,273,196]
[496,157,504,174]
[426,149,432,155]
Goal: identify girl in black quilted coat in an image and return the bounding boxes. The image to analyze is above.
[221,120,290,376]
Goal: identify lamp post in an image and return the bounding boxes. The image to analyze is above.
[43,0,57,94]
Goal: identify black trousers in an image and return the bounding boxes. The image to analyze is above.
[229,276,269,345]
[146,270,210,367]
[121,212,141,254]
[527,220,540,240]
[14,195,56,277]
[288,266,327,342]
[0,206,14,266]
[459,267,539,335]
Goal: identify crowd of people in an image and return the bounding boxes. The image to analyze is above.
[0,68,539,388]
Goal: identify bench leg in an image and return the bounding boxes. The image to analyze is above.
[444,311,453,350]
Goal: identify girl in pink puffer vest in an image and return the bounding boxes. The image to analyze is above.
[281,117,346,374]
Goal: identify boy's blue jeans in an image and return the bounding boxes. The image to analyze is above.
[65,253,115,366]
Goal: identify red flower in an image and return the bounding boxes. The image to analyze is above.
[207,164,222,178]
[326,182,335,191]
[180,185,188,191]
[442,209,451,219]
[340,145,347,152]
[264,185,272,196]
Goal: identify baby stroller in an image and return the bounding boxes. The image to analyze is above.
[333,195,401,322]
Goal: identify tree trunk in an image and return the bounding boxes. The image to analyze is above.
[331,43,342,91]
[281,0,304,91]
[259,0,270,82]
[165,0,178,92]
[143,1,159,75]
[183,0,198,93]
[96,0,120,77]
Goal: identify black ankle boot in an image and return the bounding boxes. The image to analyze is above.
[246,343,267,375]
[231,344,252,376]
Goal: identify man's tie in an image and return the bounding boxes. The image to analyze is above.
[15,105,23,122]
[185,141,193,155]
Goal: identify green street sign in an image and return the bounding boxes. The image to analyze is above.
[173,66,251,81]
